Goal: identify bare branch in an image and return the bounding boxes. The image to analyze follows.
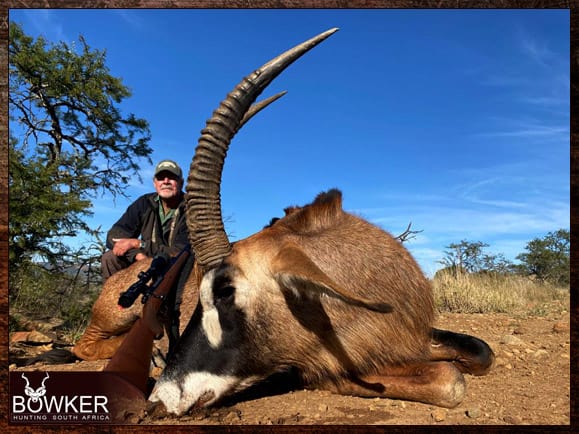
[395,222,423,243]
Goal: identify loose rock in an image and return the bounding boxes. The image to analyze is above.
[552,322,568,333]
[431,409,446,422]
[500,335,524,346]
[504,415,523,424]
[466,407,481,419]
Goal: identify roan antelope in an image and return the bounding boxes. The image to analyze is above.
[75,28,495,417]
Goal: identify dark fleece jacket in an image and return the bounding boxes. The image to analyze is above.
[105,192,189,261]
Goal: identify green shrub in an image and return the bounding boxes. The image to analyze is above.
[10,261,101,341]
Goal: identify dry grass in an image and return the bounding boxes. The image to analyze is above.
[432,271,569,315]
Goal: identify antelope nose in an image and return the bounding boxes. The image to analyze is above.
[146,399,169,419]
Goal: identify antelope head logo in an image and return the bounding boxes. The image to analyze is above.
[22,373,49,402]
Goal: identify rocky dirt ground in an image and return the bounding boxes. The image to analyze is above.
[9,299,571,426]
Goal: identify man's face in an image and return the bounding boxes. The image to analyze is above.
[154,171,183,200]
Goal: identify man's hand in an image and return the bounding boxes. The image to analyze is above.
[111,238,140,256]
[135,253,147,261]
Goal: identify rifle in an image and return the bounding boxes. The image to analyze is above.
[117,252,171,309]
[103,245,191,402]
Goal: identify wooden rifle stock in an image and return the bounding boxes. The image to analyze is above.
[104,246,191,398]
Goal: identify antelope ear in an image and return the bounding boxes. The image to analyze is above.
[271,244,392,313]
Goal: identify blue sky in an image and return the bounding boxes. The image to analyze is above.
[9,9,569,276]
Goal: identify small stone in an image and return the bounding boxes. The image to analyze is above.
[431,409,446,422]
[466,407,481,419]
[533,349,549,359]
[224,411,241,422]
[504,415,523,424]
[500,335,524,346]
[552,322,568,333]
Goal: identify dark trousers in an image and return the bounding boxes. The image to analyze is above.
[101,250,131,280]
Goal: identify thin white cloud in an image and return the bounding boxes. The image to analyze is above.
[112,10,146,30]
[406,207,566,238]
[473,26,568,147]
[464,198,529,209]
[521,95,568,107]
[454,173,564,210]
[518,29,557,70]
[356,170,569,275]
[407,246,445,277]
[474,124,568,139]
[18,9,66,43]
[479,74,532,88]
[397,202,568,277]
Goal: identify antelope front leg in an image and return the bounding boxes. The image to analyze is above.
[318,361,466,409]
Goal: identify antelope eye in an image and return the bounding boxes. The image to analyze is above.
[214,285,235,302]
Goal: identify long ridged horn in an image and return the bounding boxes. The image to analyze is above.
[240,91,287,130]
[186,28,339,269]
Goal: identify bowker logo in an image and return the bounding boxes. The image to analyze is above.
[11,372,111,423]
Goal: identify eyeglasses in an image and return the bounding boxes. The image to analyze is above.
[155,172,179,181]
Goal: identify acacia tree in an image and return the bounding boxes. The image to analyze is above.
[437,239,516,275]
[516,229,570,286]
[438,240,489,273]
[9,22,152,270]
